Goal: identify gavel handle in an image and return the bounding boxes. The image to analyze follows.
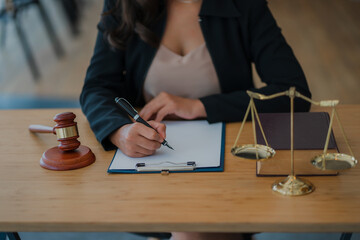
[29,125,55,134]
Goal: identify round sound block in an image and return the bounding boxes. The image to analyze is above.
[40,145,95,171]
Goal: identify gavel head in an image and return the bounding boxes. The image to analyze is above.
[53,112,81,151]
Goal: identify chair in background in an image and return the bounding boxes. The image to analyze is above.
[59,0,81,36]
[0,0,65,81]
[0,232,21,240]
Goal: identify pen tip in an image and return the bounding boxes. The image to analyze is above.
[162,140,174,150]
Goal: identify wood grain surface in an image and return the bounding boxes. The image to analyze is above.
[0,106,359,233]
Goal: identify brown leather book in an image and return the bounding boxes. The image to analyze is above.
[255,112,338,176]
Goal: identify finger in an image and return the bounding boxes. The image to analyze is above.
[140,96,167,121]
[139,105,150,120]
[155,106,175,122]
[127,152,147,158]
[148,121,167,139]
[141,103,164,121]
[125,137,156,156]
[165,114,182,120]
[121,145,148,158]
[134,123,163,142]
[134,145,156,156]
[136,135,161,151]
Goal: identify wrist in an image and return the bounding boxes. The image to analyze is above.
[193,99,207,118]
[109,124,129,146]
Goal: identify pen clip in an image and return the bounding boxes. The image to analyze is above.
[117,97,138,114]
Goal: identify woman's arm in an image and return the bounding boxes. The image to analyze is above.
[81,0,166,155]
[200,0,311,123]
[80,0,139,151]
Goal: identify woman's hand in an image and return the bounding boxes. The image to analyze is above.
[139,92,207,121]
[109,121,166,158]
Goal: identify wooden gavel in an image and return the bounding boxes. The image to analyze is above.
[29,112,81,151]
[29,112,95,171]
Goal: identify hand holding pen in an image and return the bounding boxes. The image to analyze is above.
[110,98,174,158]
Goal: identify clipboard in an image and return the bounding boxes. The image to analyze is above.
[107,121,225,174]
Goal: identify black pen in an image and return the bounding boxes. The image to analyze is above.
[115,97,174,150]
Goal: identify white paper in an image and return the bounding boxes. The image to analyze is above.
[109,120,223,171]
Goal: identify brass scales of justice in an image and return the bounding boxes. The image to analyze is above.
[231,87,358,196]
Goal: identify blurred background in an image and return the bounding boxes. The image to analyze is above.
[0,0,98,109]
[0,0,359,239]
[1,0,360,110]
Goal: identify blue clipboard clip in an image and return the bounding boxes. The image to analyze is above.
[136,161,196,175]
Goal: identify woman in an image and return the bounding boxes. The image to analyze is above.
[80,0,310,239]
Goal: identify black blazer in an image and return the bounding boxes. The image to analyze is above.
[80,0,311,150]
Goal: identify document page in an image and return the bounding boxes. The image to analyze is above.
[108,120,223,172]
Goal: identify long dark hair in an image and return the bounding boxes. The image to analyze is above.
[103,0,163,50]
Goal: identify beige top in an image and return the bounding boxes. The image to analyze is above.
[143,43,221,102]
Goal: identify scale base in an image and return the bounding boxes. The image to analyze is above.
[311,153,357,171]
[272,175,315,196]
[40,145,95,171]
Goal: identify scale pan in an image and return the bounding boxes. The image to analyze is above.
[231,144,275,160]
[311,153,357,171]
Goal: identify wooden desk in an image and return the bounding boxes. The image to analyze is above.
[0,106,359,233]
